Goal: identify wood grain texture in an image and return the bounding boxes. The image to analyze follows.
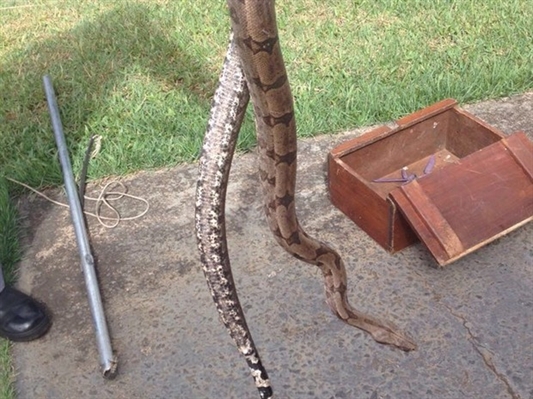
[328,100,508,254]
[328,99,533,263]
[390,132,533,265]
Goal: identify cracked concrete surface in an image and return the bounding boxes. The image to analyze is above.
[9,93,533,398]
[440,301,520,399]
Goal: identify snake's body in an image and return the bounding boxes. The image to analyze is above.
[195,1,415,397]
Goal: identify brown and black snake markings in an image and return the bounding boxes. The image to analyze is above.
[195,1,416,398]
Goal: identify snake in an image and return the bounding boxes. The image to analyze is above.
[195,1,416,398]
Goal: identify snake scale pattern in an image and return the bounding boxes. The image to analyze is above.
[195,1,416,397]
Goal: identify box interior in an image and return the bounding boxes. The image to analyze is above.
[339,108,503,199]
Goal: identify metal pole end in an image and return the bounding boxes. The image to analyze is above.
[102,355,118,380]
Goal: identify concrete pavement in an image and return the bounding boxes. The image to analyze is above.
[10,92,533,399]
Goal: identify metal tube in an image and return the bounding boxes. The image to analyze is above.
[0,261,6,293]
[78,135,95,209]
[42,75,117,378]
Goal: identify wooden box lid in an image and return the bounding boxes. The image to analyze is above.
[389,132,533,266]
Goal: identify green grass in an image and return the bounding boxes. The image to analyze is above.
[0,0,532,397]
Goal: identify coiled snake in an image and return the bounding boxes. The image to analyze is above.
[195,1,416,397]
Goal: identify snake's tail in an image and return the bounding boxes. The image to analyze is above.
[195,34,273,398]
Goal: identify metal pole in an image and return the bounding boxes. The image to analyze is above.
[42,75,117,378]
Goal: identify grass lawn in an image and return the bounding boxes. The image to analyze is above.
[1,0,532,397]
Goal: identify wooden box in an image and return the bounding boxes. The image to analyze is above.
[328,99,533,265]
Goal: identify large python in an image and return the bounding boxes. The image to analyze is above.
[195,1,416,397]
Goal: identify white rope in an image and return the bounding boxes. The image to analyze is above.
[6,177,149,229]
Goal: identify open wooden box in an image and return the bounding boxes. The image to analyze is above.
[328,99,533,265]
